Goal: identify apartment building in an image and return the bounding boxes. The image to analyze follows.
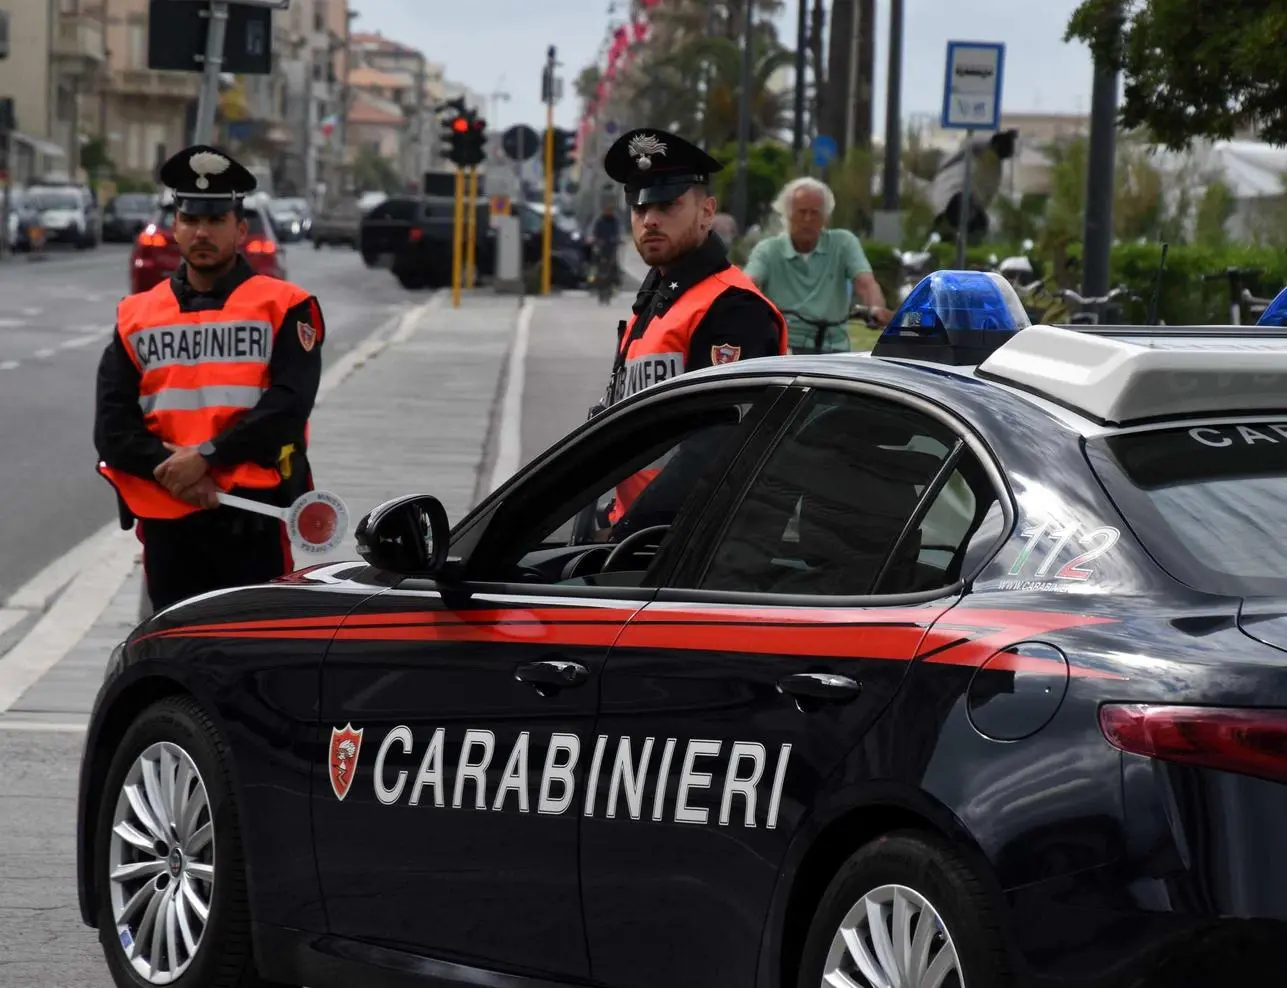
[0,0,106,182]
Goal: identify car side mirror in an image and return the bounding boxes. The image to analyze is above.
[354,493,452,575]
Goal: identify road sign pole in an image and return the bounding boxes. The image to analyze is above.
[541,45,556,296]
[465,165,479,288]
[955,130,972,269]
[452,166,464,308]
[193,0,229,144]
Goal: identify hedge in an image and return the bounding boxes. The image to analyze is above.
[734,234,1287,326]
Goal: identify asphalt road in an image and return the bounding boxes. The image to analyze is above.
[0,242,414,605]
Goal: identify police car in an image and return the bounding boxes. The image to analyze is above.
[77,272,1287,988]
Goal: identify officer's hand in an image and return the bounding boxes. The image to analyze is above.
[872,306,894,327]
[176,476,220,510]
[155,442,209,493]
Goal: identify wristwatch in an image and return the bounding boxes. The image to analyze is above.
[198,440,218,463]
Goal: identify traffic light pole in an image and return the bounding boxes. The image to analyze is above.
[193,0,229,145]
[452,166,465,308]
[465,166,479,288]
[541,45,556,297]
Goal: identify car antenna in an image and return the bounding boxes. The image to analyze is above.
[1145,241,1169,326]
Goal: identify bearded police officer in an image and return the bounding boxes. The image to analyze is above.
[591,128,787,532]
[597,128,787,413]
[93,145,326,612]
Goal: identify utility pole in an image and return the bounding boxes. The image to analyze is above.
[540,44,556,296]
[1082,1,1122,298]
[843,0,861,154]
[880,0,903,212]
[733,0,753,231]
[414,53,426,196]
[792,0,806,162]
[193,1,230,144]
[335,6,355,194]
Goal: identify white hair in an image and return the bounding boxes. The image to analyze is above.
[772,177,835,222]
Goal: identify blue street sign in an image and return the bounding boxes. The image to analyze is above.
[811,134,838,167]
[605,120,619,136]
[941,41,1005,131]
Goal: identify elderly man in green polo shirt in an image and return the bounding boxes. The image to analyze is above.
[744,177,893,354]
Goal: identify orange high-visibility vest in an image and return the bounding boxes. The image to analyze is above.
[98,275,312,520]
[608,266,786,523]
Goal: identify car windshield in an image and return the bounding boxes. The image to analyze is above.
[116,194,154,211]
[1087,422,1287,596]
[29,191,81,211]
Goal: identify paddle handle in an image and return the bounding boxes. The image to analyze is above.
[216,492,289,521]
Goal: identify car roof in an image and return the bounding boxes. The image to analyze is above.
[636,323,1287,442]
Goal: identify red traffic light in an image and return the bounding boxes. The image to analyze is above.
[451,117,469,133]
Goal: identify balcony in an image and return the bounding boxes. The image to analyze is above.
[51,14,104,71]
[110,68,201,101]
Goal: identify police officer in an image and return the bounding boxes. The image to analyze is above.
[592,128,788,535]
[598,128,787,412]
[93,145,326,612]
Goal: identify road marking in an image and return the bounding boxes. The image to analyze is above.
[4,522,120,612]
[21,307,41,317]
[33,347,55,359]
[0,718,88,733]
[315,294,438,403]
[0,318,26,328]
[0,609,26,639]
[60,333,103,350]
[485,297,534,494]
[0,360,17,370]
[0,528,138,712]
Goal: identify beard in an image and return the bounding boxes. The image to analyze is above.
[184,245,235,273]
[635,220,705,267]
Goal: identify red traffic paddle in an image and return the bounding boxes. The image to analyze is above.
[216,490,349,554]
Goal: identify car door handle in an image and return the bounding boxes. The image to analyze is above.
[514,660,591,692]
[777,672,862,703]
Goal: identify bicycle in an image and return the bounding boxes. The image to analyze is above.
[781,305,883,355]
[1056,286,1141,325]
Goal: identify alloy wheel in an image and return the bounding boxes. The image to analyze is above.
[821,883,962,988]
[107,741,216,985]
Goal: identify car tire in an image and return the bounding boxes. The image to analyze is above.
[795,830,1012,988]
[94,696,293,988]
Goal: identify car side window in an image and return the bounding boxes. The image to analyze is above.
[467,395,768,590]
[687,389,997,597]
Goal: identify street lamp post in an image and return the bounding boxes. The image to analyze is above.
[733,1,754,231]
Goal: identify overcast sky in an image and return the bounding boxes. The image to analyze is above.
[350,0,1097,135]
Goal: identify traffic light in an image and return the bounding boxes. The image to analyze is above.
[442,112,470,167]
[462,116,487,167]
[550,127,576,174]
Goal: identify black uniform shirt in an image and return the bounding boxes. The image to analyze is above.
[624,231,783,375]
[94,255,325,490]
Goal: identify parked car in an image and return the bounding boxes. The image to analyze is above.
[130,201,285,294]
[103,193,160,242]
[25,183,100,248]
[3,188,39,252]
[309,199,362,249]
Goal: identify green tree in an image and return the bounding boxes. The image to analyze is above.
[1065,0,1287,149]
[709,139,794,226]
[352,146,402,196]
[1193,178,1236,247]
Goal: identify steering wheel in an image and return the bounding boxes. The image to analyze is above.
[603,525,671,573]
[561,544,613,581]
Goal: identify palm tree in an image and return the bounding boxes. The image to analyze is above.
[665,36,796,146]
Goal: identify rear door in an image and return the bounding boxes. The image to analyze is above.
[358,196,422,267]
[581,382,1010,988]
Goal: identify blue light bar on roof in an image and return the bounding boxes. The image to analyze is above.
[872,269,1032,365]
[1256,286,1287,327]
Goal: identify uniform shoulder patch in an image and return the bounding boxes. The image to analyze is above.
[297,320,318,352]
[712,343,742,364]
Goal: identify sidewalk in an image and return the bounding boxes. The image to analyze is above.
[0,290,525,723]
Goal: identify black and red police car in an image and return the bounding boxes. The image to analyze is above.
[78,271,1287,988]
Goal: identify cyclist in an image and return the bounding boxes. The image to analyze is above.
[586,200,624,288]
[744,177,892,354]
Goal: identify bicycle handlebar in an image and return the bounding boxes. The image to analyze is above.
[1058,286,1138,307]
